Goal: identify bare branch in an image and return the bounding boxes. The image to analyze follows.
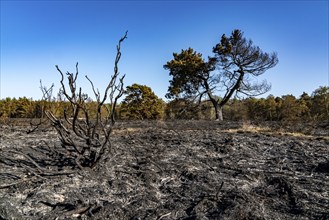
[101,31,128,106]
[42,32,128,169]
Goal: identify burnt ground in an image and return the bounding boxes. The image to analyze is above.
[0,120,328,220]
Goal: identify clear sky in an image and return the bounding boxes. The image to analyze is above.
[1,0,328,101]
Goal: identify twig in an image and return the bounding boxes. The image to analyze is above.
[0,180,25,189]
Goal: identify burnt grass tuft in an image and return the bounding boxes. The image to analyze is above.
[0,120,328,219]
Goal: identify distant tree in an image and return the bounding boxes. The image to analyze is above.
[244,97,268,121]
[0,98,13,118]
[120,84,165,120]
[165,98,214,120]
[31,100,44,118]
[8,98,18,118]
[165,98,195,120]
[15,97,33,118]
[264,95,278,121]
[278,95,309,121]
[164,29,278,120]
[311,86,329,120]
[299,92,312,120]
[223,98,248,121]
[254,98,268,120]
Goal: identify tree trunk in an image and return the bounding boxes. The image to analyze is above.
[218,106,223,121]
[213,102,223,121]
[216,106,223,121]
[203,79,224,121]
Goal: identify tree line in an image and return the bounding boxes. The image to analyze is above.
[0,85,328,122]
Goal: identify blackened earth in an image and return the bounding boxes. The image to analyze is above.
[0,120,328,219]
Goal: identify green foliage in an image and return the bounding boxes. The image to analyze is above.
[120,84,165,120]
[311,86,329,120]
[164,48,216,99]
[265,95,278,121]
[223,99,248,121]
[165,99,194,119]
[0,97,33,118]
[165,99,214,120]
[243,96,280,121]
[277,95,306,121]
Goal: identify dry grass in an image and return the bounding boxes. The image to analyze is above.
[224,121,329,140]
[112,127,144,135]
[224,122,271,134]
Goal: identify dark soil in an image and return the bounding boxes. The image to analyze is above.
[0,120,328,219]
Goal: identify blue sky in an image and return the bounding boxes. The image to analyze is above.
[1,0,328,101]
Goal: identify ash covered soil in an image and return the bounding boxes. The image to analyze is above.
[0,120,328,220]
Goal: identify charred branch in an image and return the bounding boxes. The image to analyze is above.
[42,32,128,169]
